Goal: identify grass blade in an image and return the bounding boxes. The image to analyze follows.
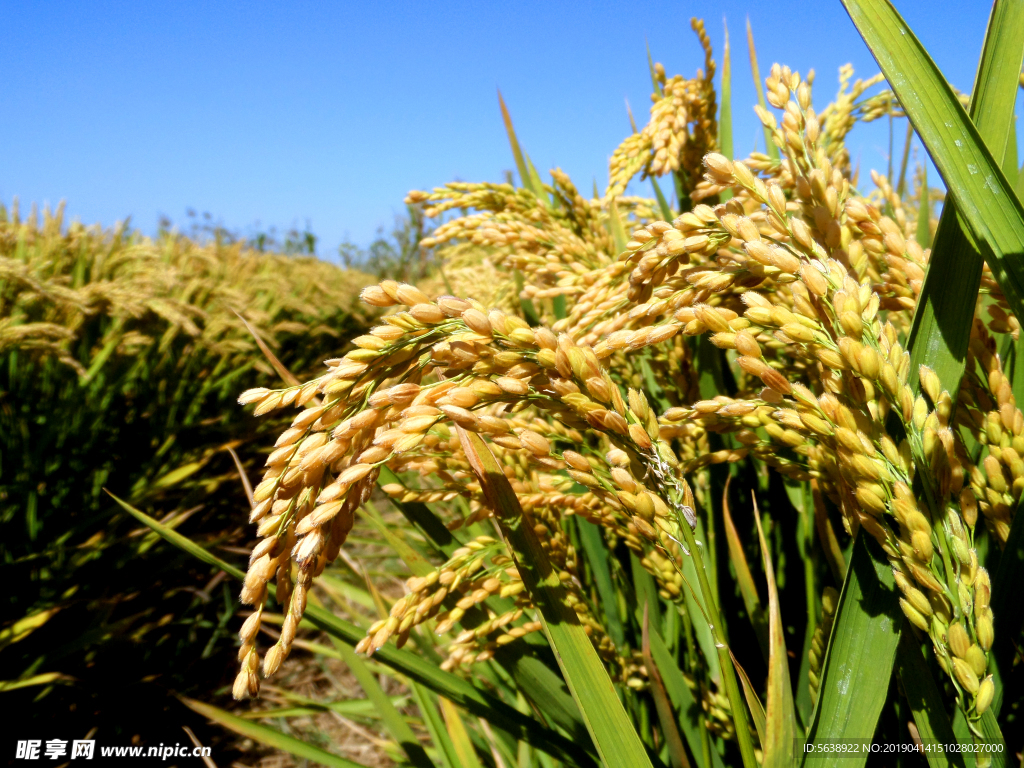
[719,19,733,201]
[378,473,593,746]
[640,607,726,768]
[651,176,675,221]
[642,605,692,768]
[722,481,769,663]
[0,672,72,692]
[647,39,665,98]
[578,518,626,647]
[754,499,795,767]
[525,153,552,208]
[181,697,367,768]
[498,90,534,196]
[412,685,459,768]
[895,121,914,199]
[671,487,757,768]
[440,696,486,768]
[457,427,654,768]
[317,591,433,768]
[896,634,968,768]
[728,649,767,747]
[844,0,1024,397]
[607,199,629,253]
[916,160,931,249]
[804,532,902,766]
[746,18,778,161]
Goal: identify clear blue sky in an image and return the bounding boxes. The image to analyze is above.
[0,1,1001,258]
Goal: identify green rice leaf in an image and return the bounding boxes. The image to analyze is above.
[651,176,675,221]
[951,708,1006,764]
[525,153,552,208]
[414,686,459,768]
[181,697,367,768]
[895,122,914,199]
[325,605,433,768]
[0,672,72,692]
[608,200,629,253]
[642,605,692,768]
[755,501,795,767]
[845,0,1024,398]
[440,696,486,768]
[378,466,464,558]
[803,533,902,766]
[578,518,625,647]
[916,160,931,249]
[457,427,653,768]
[647,40,665,98]
[379,474,591,747]
[499,90,534,196]
[896,634,968,768]
[719,20,733,201]
[746,18,777,161]
[641,612,725,768]
[722,483,769,663]
[728,649,767,748]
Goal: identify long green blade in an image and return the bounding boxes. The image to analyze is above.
[332,622,433,768]
[642,606,691,768]
[108,492,593,767]
[457,428,654,768]
[916,161,931,249]
[379,466,463,557]
[499,90,534,195]
[722,487,769,663]
[755,505,795,767]
[440,696,486,768]
[844,0,1024,397]
[729,650,767,747]
[746,18,778,160]
[640,607,726,768]
[896,634,968,768]
[181,697,367,768]
[358,502,434,577]
[414,686,460,768]
[578,518,626,647]
[905,0,1024,393]
[719,20,734,201]
[803,533,902,765]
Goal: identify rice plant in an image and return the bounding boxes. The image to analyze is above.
[132,1,1024,765]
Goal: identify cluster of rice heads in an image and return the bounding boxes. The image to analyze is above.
[1,202,372,716]
[234,14,1021,760]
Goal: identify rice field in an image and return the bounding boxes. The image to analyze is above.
[7,1,1024,766]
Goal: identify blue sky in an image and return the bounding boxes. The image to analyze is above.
[0,1,999,258]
